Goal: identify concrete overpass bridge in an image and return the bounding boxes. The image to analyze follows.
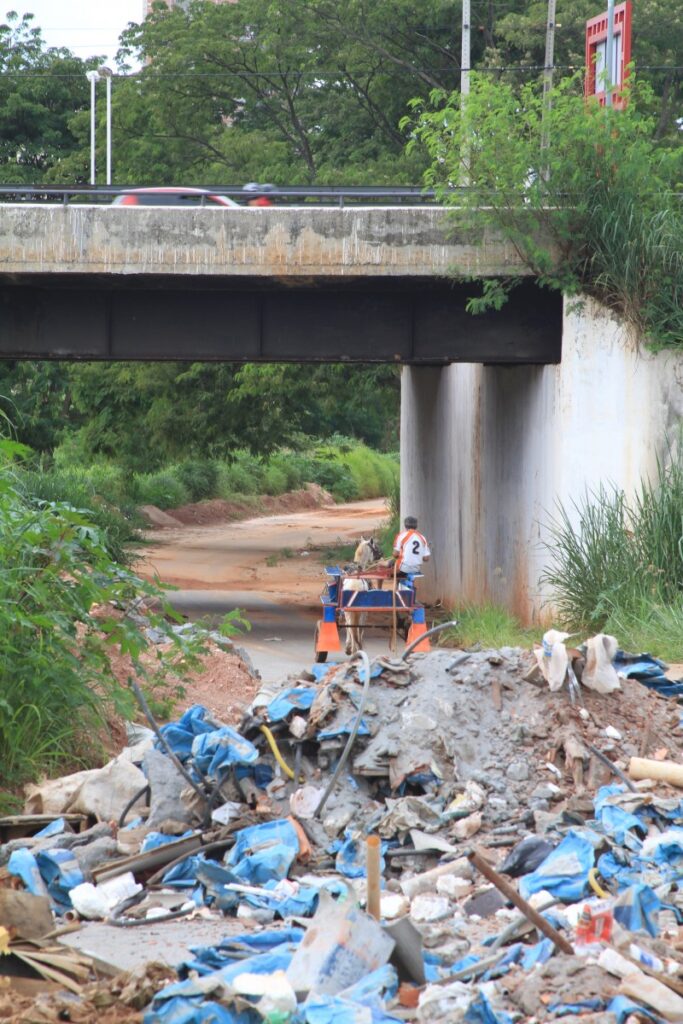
[0,203,561,363]
[0,199,678,622]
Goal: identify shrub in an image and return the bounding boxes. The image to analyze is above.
[540,453,683,629]
[132,471,190,510]
[262,464,289,495]
[171,459,220,502]
[0,440,212,795]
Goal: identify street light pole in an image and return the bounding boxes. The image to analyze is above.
[99,67,113,185]
[605,0,615,107]
[461,0,471,185]
[85,70,100,186]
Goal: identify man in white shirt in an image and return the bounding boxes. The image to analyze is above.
[392,516,431,576]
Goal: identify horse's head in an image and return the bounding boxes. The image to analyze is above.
[354,536,381,568]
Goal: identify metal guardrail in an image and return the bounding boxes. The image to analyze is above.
[0,184,442,207]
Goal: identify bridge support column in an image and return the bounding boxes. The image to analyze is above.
[401,296,683,622]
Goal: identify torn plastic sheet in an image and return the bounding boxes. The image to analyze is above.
[302,965,400,1024]
[333,831,387,879]
[519,830,594,902]
[318,718,371,741]
[33,817,68,839]
[7,848,49,898]
[640,827,683,867]
[147,947,296,1023]
[191,727,259,779]
[266,687,317,723]
[598,804,646,849]
[143,997,244,1023]
[549,999,605,1016]
[142,830,195,854]
[180,928,304,977]
[225,818,301,888]
[520,937,555,970]
[463,985,515,1024]
[158,705,217,763]
[35,848,84,912]
[614,652,683,698]
[606,994,665,1024]
[613,883,663,937]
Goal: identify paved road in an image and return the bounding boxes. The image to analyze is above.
[138,499,392,680]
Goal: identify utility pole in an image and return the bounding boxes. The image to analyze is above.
[605,0,615,107]
[461,0,470,100]
[85,70,100,186]
[540,0,556,163]
[461,0,471,185]
[99,67,113,186]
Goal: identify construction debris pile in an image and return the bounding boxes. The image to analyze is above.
[3,639,683,1023]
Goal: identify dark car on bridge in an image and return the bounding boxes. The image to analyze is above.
[112,187,239,207]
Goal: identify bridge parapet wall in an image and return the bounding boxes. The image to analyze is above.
[0,205,532,279]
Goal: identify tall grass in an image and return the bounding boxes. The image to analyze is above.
[540,454,683,652]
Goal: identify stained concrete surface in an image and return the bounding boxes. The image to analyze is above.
[60,916,246,973]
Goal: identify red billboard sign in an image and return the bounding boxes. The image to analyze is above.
[585,1,632,107]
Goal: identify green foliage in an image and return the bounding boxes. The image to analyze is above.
[15,466,139,564]
[171,459,219,502]
[0,439,213,791]
[408,74,683,348]
[0,13,95,183]
[441,604,538,651]
[540,454,683,630]
[132,470,190,510]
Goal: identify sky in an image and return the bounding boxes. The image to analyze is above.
[16,1,145,66]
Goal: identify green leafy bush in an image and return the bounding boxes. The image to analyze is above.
[0,440,211,796]
[132,470,190,510]
[171,459,220,502]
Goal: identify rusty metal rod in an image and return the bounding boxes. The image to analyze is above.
[467,848,574,955]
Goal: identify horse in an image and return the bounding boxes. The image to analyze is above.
[342,536,381,655]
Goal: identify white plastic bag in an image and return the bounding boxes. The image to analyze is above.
[535,629,570,692]
[582,634,621,694]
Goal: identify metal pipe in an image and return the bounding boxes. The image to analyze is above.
[402,619,458,660]
[314,650,371,818]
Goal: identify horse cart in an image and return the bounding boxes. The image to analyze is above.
[313,563,431,661]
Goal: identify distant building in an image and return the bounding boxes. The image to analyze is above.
[145,0,236,13]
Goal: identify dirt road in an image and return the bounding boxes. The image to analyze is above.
[137,499,389,679]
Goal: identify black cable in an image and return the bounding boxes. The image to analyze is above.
[117,783,150,829]
[129,679,209,811]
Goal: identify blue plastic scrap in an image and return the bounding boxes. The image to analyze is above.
[7,848,49,898]
[606,994,665,1024]
[614,651,683,698]
[158,705,217,763]
[613,883,663,937]
[266,686,317,723]
[333,831,386,879]
[191,727,259,779]
[464,990,514,1024]
[33,818,67,839]
[35,849,83,912]
[549,999,605,1016]
[181,928,305,977]
[519,830,594,902]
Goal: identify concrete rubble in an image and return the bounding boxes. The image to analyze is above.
[3,641,683,1022]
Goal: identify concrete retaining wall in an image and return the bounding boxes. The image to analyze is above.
[401,296,683,622]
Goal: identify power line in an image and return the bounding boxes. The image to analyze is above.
[0,64,680,79]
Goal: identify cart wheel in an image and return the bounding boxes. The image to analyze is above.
[314,621,328,663]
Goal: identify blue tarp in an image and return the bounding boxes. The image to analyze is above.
[266,686,317,722]
[157,705,216,763]
[191,727,259,779]
[519,830,594,902]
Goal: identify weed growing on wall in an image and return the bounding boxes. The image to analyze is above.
[407,73,683,348]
